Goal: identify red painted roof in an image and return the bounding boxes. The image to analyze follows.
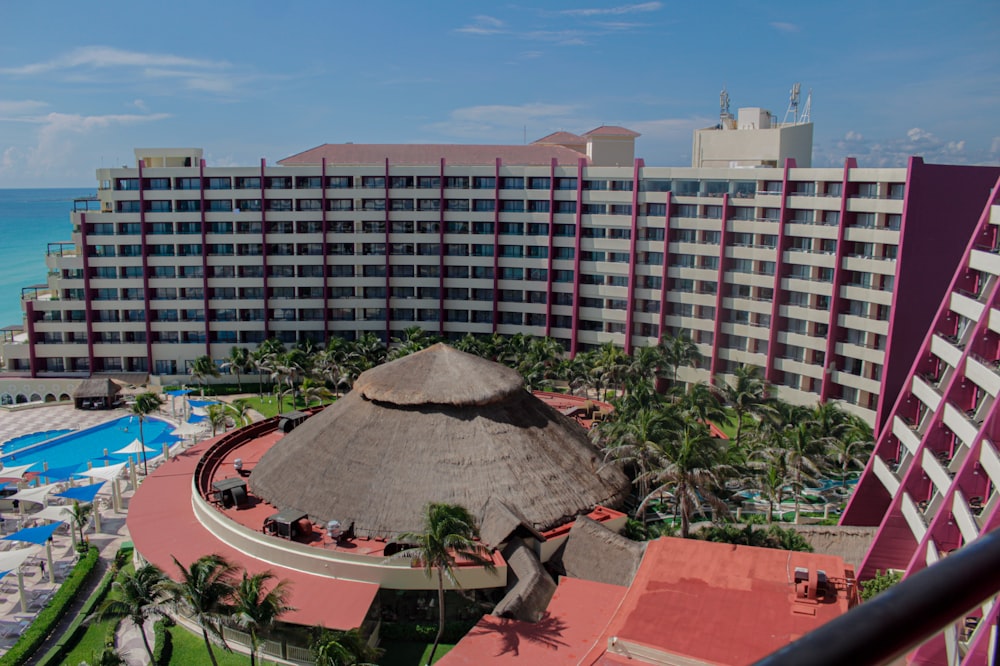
[582,537,851,665]
[278,143,588,166]
[533,131,586,145]
[439,577,627,665]
[127,439,378,630]
[582,126,640,138]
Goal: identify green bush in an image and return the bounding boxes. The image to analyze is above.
[694,524,814,552]
[152,618,173,665]
[380,620,475,644]
[860,569,902,601]
[0,546,100,666]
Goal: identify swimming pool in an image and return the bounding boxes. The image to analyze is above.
[1,430,73,453]
[0,416,175,476]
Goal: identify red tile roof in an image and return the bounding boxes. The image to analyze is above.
[278,143,588,166]
[439,577,627,665]
[532,131,586,145]
[582,126,640,138]
[127,439,378,630]
[582,537,851,664]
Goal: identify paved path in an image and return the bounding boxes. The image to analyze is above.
[0,405,133,446]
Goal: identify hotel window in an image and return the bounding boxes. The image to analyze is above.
[362,199,386,211]
[330,265,355,277]
[175,177,199,190]
[500,177,524,190]
[447,199,470,211]
[854,213,876,228]
[704,205,722,219]
[362,221,386,234]
[364,286,387,299]
[418,287,440,299]
[472,176,496,189]
[236,199,262,212]
[472,289,493,301]
[362,243,386,255]
[206,177,231,190]
[856,183,879,198]
[499,245,523,258]
[238,265,263,278]
[554,201,576,215]
[327,199,353,212]
[473,199,496,212]
[887,214,902,230]
[763,208,781,221]
[445,176,469,189]
[500,200,525,213]
[527,200,550,213]
[326,176,352,189]
[445,266,469,279]
[583,203,607,215]
[266,177,292,190]
[528,177,551,190]
[446,221,469,233]
[295,220,323,233]
[474,266,496,279]
[760,261,775,276]
[265,199,289,212]
[730,206,754,220]
[676,204,697,218]
[526,268,547,281]
[447,243,470,256]
[328,243,353,256]
[700,256,719,270]
[390,243,414,255]
[328,286,354,298]
[116,201,141,213]
[472,221,494,235]
[361,176,386,189]
[142,177,168,191]
[417,242,441,256]
[391,221,415,233]
[389,176,413,189]
[418,199,440,211]
[268,266,294,278]
[641,251,664,265]
[526,246,548,259]
[297,199,322,211]
[446,287,469,300]
[417,176,440,189]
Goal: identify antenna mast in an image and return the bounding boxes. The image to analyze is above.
[719,86,734,129]
[783,82,801,125]
[799,89,812,124]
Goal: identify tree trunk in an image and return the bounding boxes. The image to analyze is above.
[202,627,219,666]
[427,568,446,665]
[249,632,258,666]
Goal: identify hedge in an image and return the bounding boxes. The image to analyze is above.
[0,546,100,666]
[152,617,173,665]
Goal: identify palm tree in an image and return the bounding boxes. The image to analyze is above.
[163,554,237,666]
[130,391,164,474]
[781,423,829,523]
[716,364,776,450]
[227,398,253,428]
[397,503,495,665]
[827,433,874,488]
[231,571,294,666]
[206,404,230,437]
[91,564,169,663]
[390,326,440,360]
[63,500,93,549]
[221,346,251,392]
[636,422,730,538]
[310,626,382,666]
[189,355,220,397]
[599,407,677,524]
[82,647,128,666]
[658,332,702,388]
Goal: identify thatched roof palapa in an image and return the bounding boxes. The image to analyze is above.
[550,516,647,587]
[72,378,122,399]
[249,344,629,540]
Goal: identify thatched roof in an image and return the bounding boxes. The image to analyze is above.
[549,516,646,587]
[782,525,877,569]
[479,498,546,550]
[354,343,523,406]
[492,538,557,622]
[249,344,629,539]
[72,378,122,399]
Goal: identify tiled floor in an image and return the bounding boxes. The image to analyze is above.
[0,405,133,445]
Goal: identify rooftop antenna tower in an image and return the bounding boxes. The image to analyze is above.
[719,86,734,129]
[783,82,801,125]
[799,88,812,124]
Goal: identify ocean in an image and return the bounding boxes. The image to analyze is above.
[0,188,94,328]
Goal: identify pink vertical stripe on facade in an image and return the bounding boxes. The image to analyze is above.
[709,194,730,378]
[622,158,643,355]
[569,158,586,357]
[764,159,794,385]
[657,192,672,343]
[137,163,153,372]
[198,159,211,358]
[544,158,557,338]
[78,211,96,375]
[259,159,270,340]
[820,158,857,402]
[24,300,36,376]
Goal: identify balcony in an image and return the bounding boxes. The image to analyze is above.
[952,490,981,544]
[900,491,928,542]
[872,454,901,497]
[921,448,953,495]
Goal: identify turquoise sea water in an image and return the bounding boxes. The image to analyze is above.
[0,188,94,327]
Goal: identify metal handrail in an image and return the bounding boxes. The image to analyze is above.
[754,528,1000,666]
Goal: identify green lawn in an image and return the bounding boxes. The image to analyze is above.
[59,563,135,665]
[379,641,455,665]
[230,395,335,420]
[166,625,279,665]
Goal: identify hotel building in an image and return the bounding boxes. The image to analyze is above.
[843,179,1000,665]
[2,127,998,428]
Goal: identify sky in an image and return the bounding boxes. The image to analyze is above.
[0,1,998,188]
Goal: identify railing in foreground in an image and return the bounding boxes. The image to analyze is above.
[754,528,1000,666]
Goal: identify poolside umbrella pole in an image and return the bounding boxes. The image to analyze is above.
[16,569,26,613]
[45,538,54,584]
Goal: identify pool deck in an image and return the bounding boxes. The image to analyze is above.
[0,405,134,446]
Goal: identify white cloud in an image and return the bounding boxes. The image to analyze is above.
[0,46,227,76]
[132,99,148,112]
[560,2,662,17]
[457,15,506,35]
[425,103,582,139]
[817,127,999,167]
[0,100,49,115]
[770,21,800,33]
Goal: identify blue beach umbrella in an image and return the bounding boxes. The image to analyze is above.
[54,482,105,504]
[188,413,207,424]
[164,389,192,397]
[37,465,82,483]
[188,399,220,408]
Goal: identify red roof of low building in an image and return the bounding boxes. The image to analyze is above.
[582,126,640,138]
[533,131,587,145]
[583,537,852,665]
[439,577,627,665]
[278,143,588,166]
[127,438,379,630]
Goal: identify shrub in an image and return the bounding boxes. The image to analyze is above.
[694,524,813,552]
[860,569,902,601]
[152,618,173,665]
[380,620,476,644]
[0,546,100,666]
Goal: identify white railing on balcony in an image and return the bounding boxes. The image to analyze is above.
[873,455,901,497]
[942,402,980,447]
[901,492,929,542]
[893,415,922,455]
[930,333,963,368]
[911,375,942,412]
[952,490,981,544]
[922,449,954,496]
[965,355,1000,398]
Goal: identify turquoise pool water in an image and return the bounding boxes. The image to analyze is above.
[1,430,73,453]
[1,416,174,475]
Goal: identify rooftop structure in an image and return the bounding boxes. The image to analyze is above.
[844,179,1000,664]
[442,534,855,665]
